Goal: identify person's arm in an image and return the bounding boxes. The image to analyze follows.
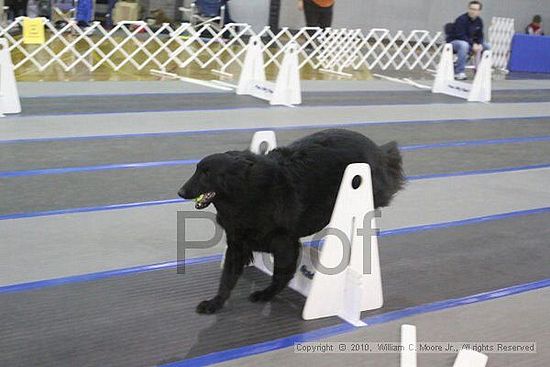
[298,0,303,11]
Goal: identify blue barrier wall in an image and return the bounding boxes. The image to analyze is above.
[509,34,550,73]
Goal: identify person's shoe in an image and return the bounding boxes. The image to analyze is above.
[454,72,467,80]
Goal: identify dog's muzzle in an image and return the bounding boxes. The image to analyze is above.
[194,192,216,209]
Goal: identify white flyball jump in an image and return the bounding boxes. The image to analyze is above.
[401,324,417,367]
[453,349,488,367]
[400,324,489,367]
[0,38,21,117]
[237,37,302,107]
[243,130,384,326]
[432,43,492,103]
[152,36,301,106]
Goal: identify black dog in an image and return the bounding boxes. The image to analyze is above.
[178,129,405,314]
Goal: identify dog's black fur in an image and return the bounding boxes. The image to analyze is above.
[178,129,405,314]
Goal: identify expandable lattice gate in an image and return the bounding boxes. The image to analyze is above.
[0,16,513,75]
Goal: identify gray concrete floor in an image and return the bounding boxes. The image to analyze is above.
[15,78,550,98]
[1,168,548,286]
[213,288,550,367]
[1,78,549,367]
[3,102,550,141]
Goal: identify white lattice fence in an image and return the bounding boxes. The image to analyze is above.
[488,16,514,70]
[1,17,445,75]
[353,29,443,71]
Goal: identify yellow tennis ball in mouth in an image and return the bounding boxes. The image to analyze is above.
[194,194,205,203]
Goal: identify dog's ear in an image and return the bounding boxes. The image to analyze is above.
[212,172,230,195]
[211,153,254,196]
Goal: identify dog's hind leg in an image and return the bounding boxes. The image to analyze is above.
[196,246,251,314]
[249,236,300,303]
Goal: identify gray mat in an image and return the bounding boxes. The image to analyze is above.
[1,118,549,171]
[17,89,550,116]
[508,71,550,80]
[1,142,549,215]
[1,212,549,367]
[214,288,550,367]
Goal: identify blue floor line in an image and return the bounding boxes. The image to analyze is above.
[0,159,201,178]
[1,114,549,145]
[9,96,550,118]
[162,278,550,367]
[1,206,548,294]
[406,163,550,181]
[1,163,548,222]
[0,255,222,294]
[2,136,549,178]
[0,199,185,221]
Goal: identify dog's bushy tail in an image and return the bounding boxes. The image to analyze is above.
[376,141,406,207]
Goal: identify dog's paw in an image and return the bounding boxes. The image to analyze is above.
[196,296,224,314]
[249,289,276,303]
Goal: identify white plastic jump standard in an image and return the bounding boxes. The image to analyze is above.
[0,38,21,116]
[249,130,278,155]
[236,37,266,96]
[247,131,384,327]
[453,349,488,367]
[400,324,417,367]
[236,37,302,106]
[432,43,492,102]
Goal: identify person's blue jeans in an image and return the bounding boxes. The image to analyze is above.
[451,40,491,74]
[76,0,93,23]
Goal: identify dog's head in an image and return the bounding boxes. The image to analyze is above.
[178,151,257,209]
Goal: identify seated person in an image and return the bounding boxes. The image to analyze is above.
[446,1,490,80]
[6,0,28,20]
[526,15,544,36]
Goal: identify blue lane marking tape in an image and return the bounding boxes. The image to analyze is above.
[0,159,201,178]
[1,163,549,221]
[1,114,549,145]
[161,278,550,367]
[1,206,548,294]
[0,255,222,294]
[378,206,550,237]
[1,136,549,178]
[0,199,185,221]
[22,92,226,99]
[399,135,550,151]
[406,163,550,181]
[10,91,550,118]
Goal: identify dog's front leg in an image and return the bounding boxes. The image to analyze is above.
[249,237,300,303]
[196,246,248,314]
